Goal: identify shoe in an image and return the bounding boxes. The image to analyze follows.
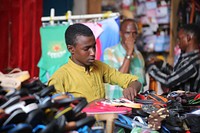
[0,68,30,82]
[0,77,21,90]
[148,108,169,130]
[184,113,200,133]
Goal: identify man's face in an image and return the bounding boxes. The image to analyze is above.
[177,29,188,52]
[69,35,96,67]
[120,21,138,44]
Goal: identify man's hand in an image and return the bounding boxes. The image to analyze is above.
[123,80,141,101]
[125,34,135,55]
[146,57,164,70]
[146,57,162,66]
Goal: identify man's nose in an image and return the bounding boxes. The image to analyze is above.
[89,48,95,55]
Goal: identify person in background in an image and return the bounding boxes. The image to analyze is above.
[48,23,141,102]
[147,24,200,93]
[103,19,146,99]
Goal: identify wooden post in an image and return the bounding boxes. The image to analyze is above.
[168,0,181,65]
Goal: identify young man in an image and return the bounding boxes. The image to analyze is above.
[104,19,146,99]
[147,24,200,92]
[48,23,141,102]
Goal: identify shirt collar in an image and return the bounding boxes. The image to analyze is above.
[182,50,199,58]
[68,58,94,73]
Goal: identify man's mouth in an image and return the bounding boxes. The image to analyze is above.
[88,58,95,62]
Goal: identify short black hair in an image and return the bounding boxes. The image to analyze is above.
[120,18,138,31]
[180,24,200,44]
[65,23,94,46]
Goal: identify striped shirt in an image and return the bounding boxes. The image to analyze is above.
[148,50,200,92]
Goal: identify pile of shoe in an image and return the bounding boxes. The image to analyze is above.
[129,90,200,132]
[0,78,96,133]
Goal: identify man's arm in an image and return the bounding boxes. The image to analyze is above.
[101,61,140,100]
[148,62,197,88]
[48,74,67,94]
[118,55,132,73]
[123,80,141,101]
[119,34,135,73]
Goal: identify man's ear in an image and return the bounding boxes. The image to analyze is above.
[67,45,75,54]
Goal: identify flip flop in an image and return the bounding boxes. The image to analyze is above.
[1,68,30,82]
[3,109,27,126]
[0,77,21,90]
[5,89,29,99]
[0,95,8,106]
[4,101,26,114]
[148,108,169,130]
[20,95,39,105]
[0,112,10,126]
[0,124,16,132]
[36,85,55,98]
[26,109,46,128]
[7,123,32,133]
[114,114,132,130]
[0,95,20,109]
[184,113,200,133]
[40,115,66,133]
[75,116,96,130]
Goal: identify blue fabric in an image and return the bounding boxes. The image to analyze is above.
[118,114,132,126]
[0,124,16,132]
[32,125,46,133]
[77,125,90,133]
[7,123,32,133]
[99,17,120,61]
[77,125,104,133]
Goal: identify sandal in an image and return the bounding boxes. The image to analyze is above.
[0,77,21,90]
[162,110,185,132]
[184,113,200,133]
[148,108,169,130]
[0,68,30,82]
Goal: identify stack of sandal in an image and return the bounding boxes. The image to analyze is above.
[0,68,30,90]
[134,90,200,132]
[0,79,96,133]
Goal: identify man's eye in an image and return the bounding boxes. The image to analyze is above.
[83,48,88,51]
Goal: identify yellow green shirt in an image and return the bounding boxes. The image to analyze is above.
[48,58,138,102]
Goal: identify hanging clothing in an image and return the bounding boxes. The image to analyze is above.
[83,23,103,60]
[99,17,120,61]
[38,24,71,83]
